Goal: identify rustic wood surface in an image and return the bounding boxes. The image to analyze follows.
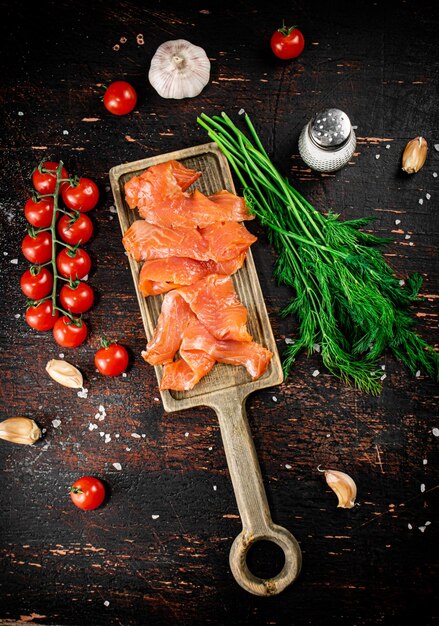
[0,0,438,624]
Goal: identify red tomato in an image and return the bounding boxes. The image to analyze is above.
[62,178,99,213]
[94,339,129,376]
[270,24,305,60]
[53,316,88,348]
[60,282,94,314]
[24,197,55,228]
[20,267,53,300]
[22,231,52,264]
[25,300,59,331]
[57,247,91,280]
[58,213,94,245]
[103,81,137,116]
[70,476,106,510]
[32,161,68,194]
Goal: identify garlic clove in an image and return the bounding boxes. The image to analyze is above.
[321,468,357,509]
[402,136,428,174]
[0,417,42,445]
[46,359,83,389]
[149,39,210,99]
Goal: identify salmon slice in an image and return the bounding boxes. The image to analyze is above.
[201,221,257,262]
[138,253,247,295]
[180,318,272,381]
[125,160,201,210]
[122,220,209,262]
[142,291,194,365]
[124,160,253,228]
[139,279,181,297]
[160,354,216,391]
[177,274,252,342]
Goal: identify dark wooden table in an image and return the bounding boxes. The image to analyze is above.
[1,1,438,624]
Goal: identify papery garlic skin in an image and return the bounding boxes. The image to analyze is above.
[402,136,428,174]
[0,417,42,445]
[46,359,83,389]
[149,39,210,99]
[323,469,357,509]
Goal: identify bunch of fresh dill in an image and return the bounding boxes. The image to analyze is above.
[197,111,438,394]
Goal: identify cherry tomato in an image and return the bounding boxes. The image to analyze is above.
[32,161,68,194]
[270,24,305,60]
[70,476,106,510]
[103,81,137,116]
[53,316,88,348]
[20,267,53,300]
[25,300,59,331]
[60,282,94,314]
[22,231,52,264]
[62,178,99,213]
[58,213,94,245]
[94,338,129,376]
[57,247,91,280]
[24,197,55,228]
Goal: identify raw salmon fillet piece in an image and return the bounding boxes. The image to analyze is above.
[138,253,246,295]
[177,274,252,342]
[181,318,272,380]
[125,160,201,210]
[122,220,209,262]
[142,291,194,365]
[159,317,272,391]
[201,221,257,262]
[124,160,253,228]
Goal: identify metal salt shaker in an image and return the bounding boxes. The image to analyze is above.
[298,108,356,172]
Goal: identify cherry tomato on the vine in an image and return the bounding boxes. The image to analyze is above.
[94,338,129,376]
[60,282,94,314]
[25,300,59,331]
[20,267,53,300]
[57,247,91,280]
[70,476,106,510]
[62,178,99,213]
[21,231,52,264]
[32,161,68,194]
[103,81,137,116]
[270,24,305,60]
[24,197,55,228]
[53,315,88,348]
[58,213,94,245]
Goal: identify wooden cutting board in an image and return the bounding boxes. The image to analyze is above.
[109,142,302,596]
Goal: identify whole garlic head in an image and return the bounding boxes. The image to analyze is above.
[149,39,210,99]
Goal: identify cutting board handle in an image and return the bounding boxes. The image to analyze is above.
[212,395,302,596]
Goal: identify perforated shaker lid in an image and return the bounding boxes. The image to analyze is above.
[309,108,352,150]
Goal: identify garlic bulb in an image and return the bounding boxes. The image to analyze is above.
[149,39,210,99]
[320,467,357,509]
[0,417,42,445]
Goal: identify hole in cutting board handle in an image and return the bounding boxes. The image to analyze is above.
[229,524,302,596]
[246,539,286,579]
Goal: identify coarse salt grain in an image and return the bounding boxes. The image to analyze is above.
[184,432,189,437]
[312,370,320,377]
[432,428,439,437]
[18,111,24,116]
[59,353,65,358]
[285,464,292,469]
[375,154,380,160]
[426,193,431,200]
[313,343,321,353]
[63,130,69,135]
[52,419,61,428]
[423,459,428,465]
[122,372,127,378]
[405,234,411,240]
[104,601,109,607]
[285,337,295,344]
[99,432,104,437]
[77,387,88,398]
[433,172,438,178]
[213,486,217,491]
[380,373,387,381]
[399,279,405,286]
[238,108,245,115]
[115,434,120,438]
[386,144,391,149]
[14,313,20,319]
[3,251,8,256]
[104,434,111,443]
[395,219,401,225]
[272,396,278,402]
[415,370,421,378]
[408,523,412,529]
[418,526,426,533]
[126,447,131,451]
[109,206,117,213]
[380,364,386,370]
[131,433,141,438]
[10,258,18,264]
[208,446,213,451]
[141,434,146,438]
[88,423,98,431]
[420,483,426,492]
[112,463,122,471]
[151,514,159,519]
[418,198,424,205]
